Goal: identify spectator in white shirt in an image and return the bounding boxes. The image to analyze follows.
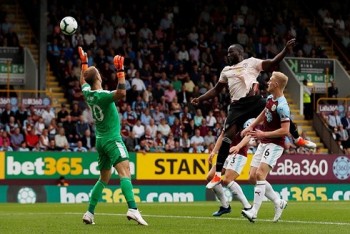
[54,127,69,150]
[127,62,137,79]
[131,71,146,93]
[323,11,334,29]
[132,119,145,142]
[178,44,189,62]
[83,28,96,46]
[328,110,342,130]
[39,129,50,150]
[157,118,171,138]
[146,118,158,139]
[139,23,152,41]
[206,110,217,128]
[190,129,204,148]
[42,105,55,127]
[34,117,46,135]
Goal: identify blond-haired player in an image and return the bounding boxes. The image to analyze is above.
[241,71,290,223]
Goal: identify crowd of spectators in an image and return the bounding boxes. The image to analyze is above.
[315,2,350,54]
[320,109,350,154]
[0,101,95,152]
[1,0,342,154]
[0,12,21,47]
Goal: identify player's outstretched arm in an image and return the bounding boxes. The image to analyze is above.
[191,81,226,105]
[261,38,296,71]
[208,130,224,164]
[78,47,88,86]
[113,55,126,101]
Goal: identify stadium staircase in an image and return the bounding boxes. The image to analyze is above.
[3,1,68,110]
[288,2,350,153]
[298,18,337,59]
[292,15,330,153]
[299,3,350,84]
[288,0,337,60]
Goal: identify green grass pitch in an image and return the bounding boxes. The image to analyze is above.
[0,201,349,234]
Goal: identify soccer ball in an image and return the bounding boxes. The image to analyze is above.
[243,118,255,129]
[17,187,37,204]
[60,16,78,35]
[215,187,232,202]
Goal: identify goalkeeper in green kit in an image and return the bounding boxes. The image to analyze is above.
[79,47,148,226]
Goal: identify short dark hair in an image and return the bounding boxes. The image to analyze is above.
[229,44,244,53]
[84,67,98,86]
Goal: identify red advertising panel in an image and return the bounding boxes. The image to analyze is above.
[268,154,350,184]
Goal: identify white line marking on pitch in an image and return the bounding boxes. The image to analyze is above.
[0,212,349,226]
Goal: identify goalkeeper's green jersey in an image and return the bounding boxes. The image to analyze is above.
[82,83,121,140]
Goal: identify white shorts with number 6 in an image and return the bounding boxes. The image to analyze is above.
[223,154,247,175]
[250,143,284,168]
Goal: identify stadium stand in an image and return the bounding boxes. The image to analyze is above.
[3,0,350,154]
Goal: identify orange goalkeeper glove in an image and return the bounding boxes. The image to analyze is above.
[114,55,125,79]
[78,47,88,72]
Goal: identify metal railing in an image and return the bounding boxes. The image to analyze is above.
[314,97,350,154]
[313,112,343,154]
[316,98,350,114]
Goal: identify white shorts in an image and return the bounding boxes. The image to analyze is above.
[250,143,284,168]
[223,154,247,175]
